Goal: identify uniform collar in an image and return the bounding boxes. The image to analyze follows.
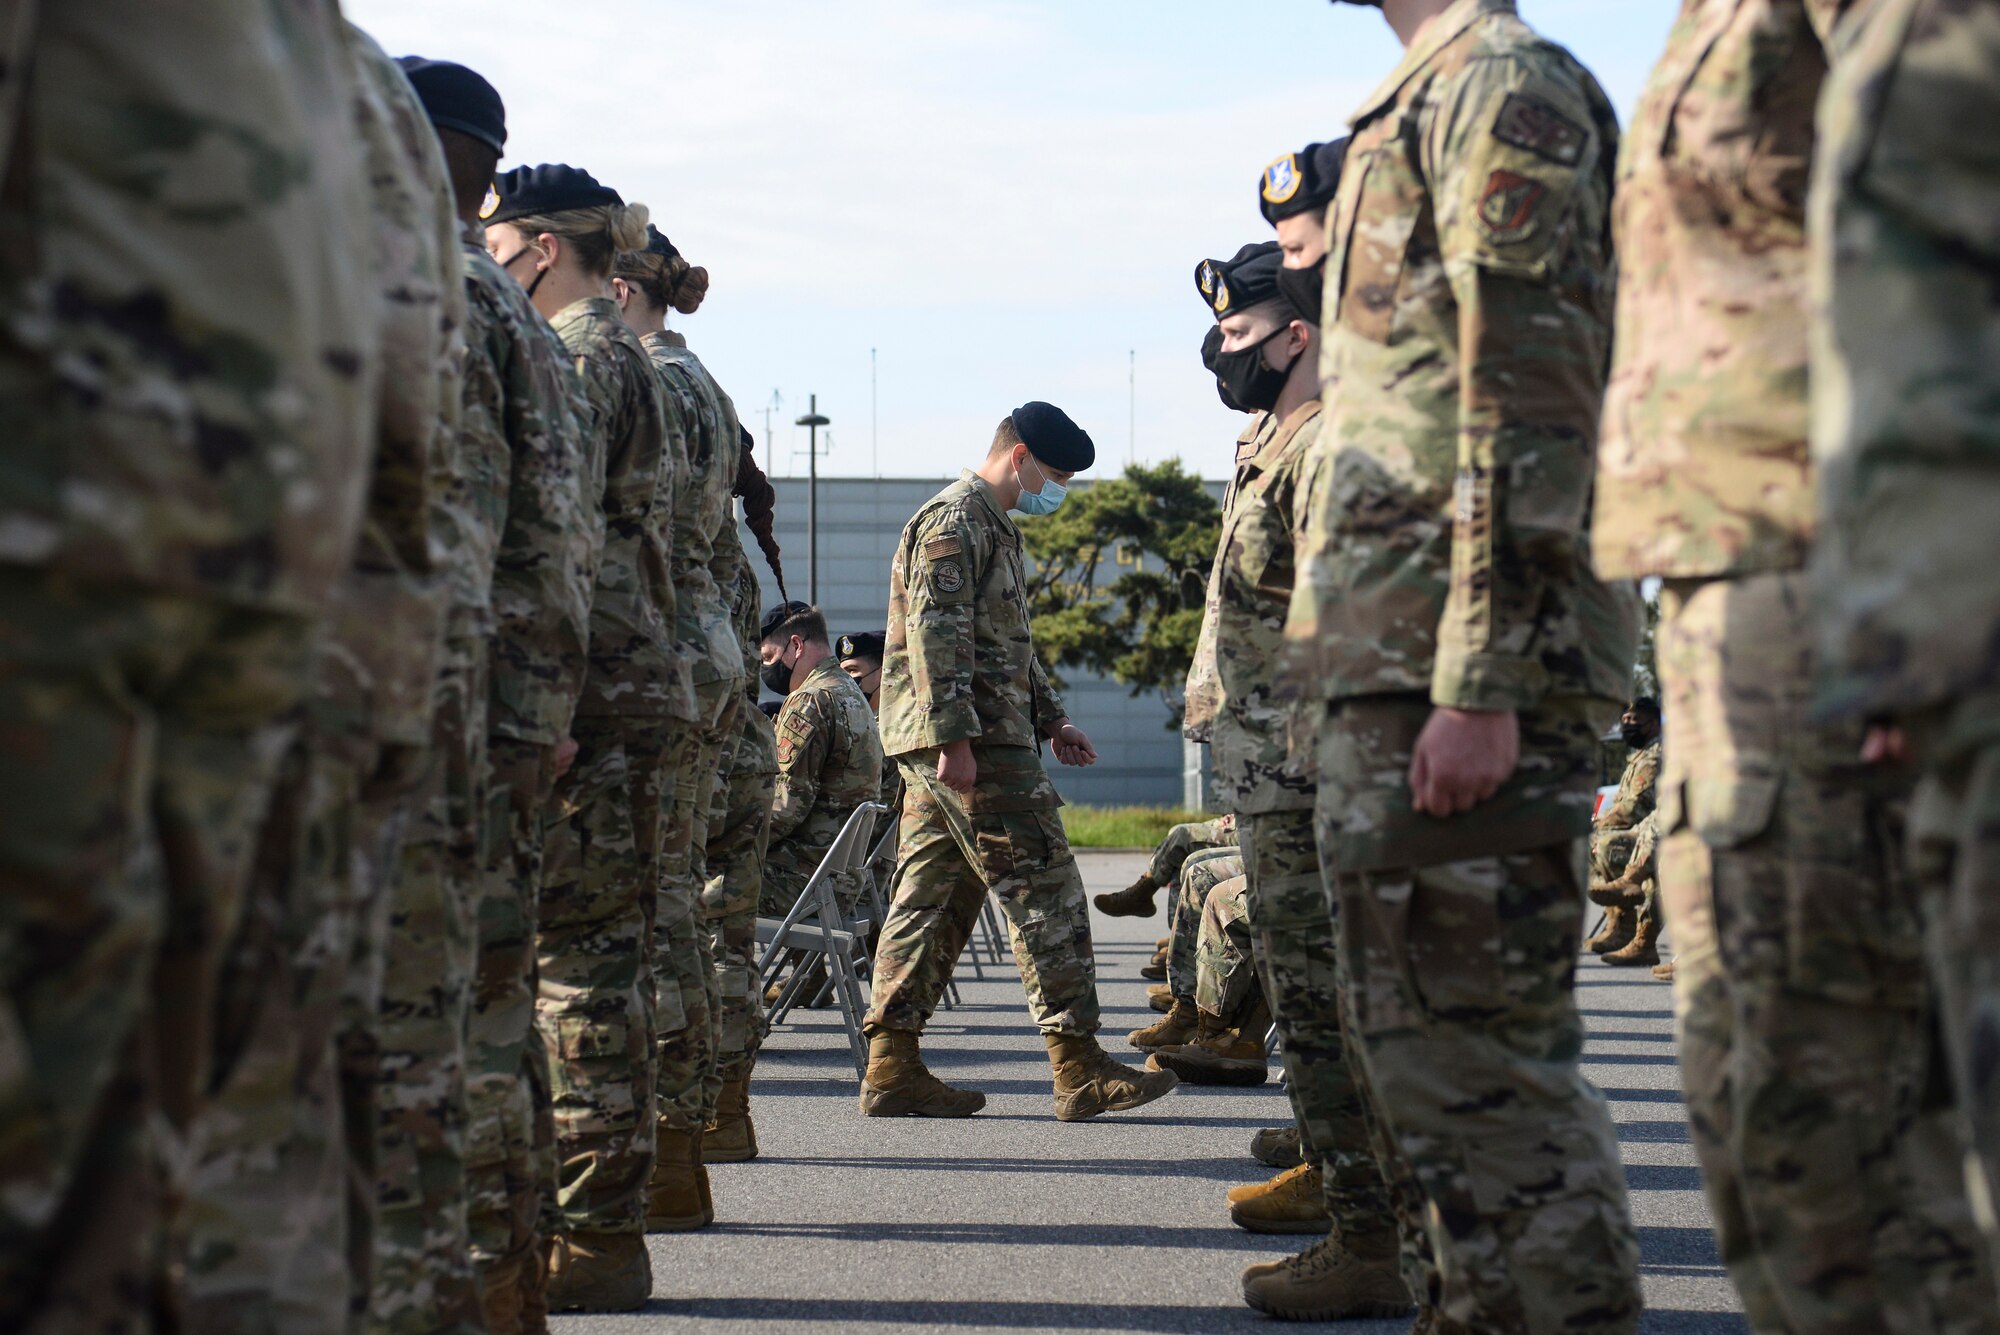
[800,656,846,692]
[551,294,622,335]
[959,469,1016,530]
[1350,0,1514,126]
[1244,399,1324,471]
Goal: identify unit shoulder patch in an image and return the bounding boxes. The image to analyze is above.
[1476,170,1547,243]
[1491,92,1587,167]
[932,560,966,595]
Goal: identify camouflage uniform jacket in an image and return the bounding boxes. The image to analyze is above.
[769,658,886,880]
[1595,739,1661,832]
[0,0,378,614]
[461,231,595,743]
[1808,0,2000,722]
[1212,402,1322,814]
[1594,0,1848,580]
[1284,0,1637,713]
[880,472,1066,793]
[553,297,694,721]
[1185,412,1266,744]
[642,331,744,692]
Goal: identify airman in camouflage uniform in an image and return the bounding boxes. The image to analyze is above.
[616,231,739,1234]
[1807,0,2000,1291]
[1094,814,1237,918]
[0,4,378,1327]
[177,27,458,1335]
[486,164,685,1312]
[1587,708,1661,965]
[1596,0,1994,1324]
[863,405,1176,1122]
[759,612,886,918]
[701,519,779,1162]
[1285,4,1644,1328]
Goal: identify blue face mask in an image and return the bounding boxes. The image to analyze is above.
[1015,456,1068,516]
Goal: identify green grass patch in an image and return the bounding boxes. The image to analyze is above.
[1061,805,1211,850]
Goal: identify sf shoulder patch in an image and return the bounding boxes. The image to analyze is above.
[1477,170,1547,243]
[932,560,966,595]
[1491,92,1586,167]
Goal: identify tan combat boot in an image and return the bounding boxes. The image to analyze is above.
[1241,1232,1413,1321]
[1093,874,1161,917]
[1588,875,1645,908]
[1604,914,1662,967]
[1250,1124,1303,1169]
[1652,959,1676,982]
[545,1232,651,1313]
[646,1126,713,1231]
[1047,1032,1179,1121]
[1128,996,1199,1049]
[1228,1161,1330,1234]
[858,1027,986,1117]
[1146,983,1174,1013]
[703,1076,759,1162]
[1585,906,1633,955]
[1153,999,1269,1086]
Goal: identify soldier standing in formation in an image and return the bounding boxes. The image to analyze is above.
[862,404,1177,1121]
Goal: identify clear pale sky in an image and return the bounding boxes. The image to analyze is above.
[345,0,1680,481]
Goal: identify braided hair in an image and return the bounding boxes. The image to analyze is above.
[736,426,785,600]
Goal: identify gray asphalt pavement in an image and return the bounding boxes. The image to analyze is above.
[556,850,1744,1333]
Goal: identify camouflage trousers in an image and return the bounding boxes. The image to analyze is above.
[654,683,733,1134]
[1192,872,1255,1021]
[1659,573,1994,1332]
[535,715,671,1236]
[1240,808,1398,1253]
[1907,690,2000,1287]
[370,639,487,1335]
[1591,824,1658,936]
[1146,815,1236,890]
[465,734,558,1302]
[1165,847,1244,999]
[1317,695,1642,1333]
[704,699,776,1084]
[0,570,312,1334]
[867,758,1099,1037]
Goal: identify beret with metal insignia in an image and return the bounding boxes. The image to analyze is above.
[1010,401,1094,473]
[486,163,622,227]
[397,57,508,156]
[1207,241,1284,318]
[1258,137,1351,224]
[837,630,887,663]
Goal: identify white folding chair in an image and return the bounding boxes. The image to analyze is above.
[755,802,887,1078]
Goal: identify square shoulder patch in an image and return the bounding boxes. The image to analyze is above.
[923,533,965,560]
[1492,92,1586,167]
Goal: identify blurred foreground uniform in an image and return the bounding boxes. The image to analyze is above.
[760,659,885,917]
[1596,0,1993,1325]
[1285,2,1642,1327]
[1808,0,2000,1295]
[0,4,377,1329]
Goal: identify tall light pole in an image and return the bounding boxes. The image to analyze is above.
[795,395,830,604]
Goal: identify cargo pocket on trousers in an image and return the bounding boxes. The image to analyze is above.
[555,1012,636,1065]
[970,810,1069,898]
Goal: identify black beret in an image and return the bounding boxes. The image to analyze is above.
[644,224,681,261]
[760,600,813,642]
[1258,138,1351,224]
[838,630,887,663]
[485,164,621,226]
[397,57,507,156]
[1010,401,1094,473]
[1202,242,1284,318]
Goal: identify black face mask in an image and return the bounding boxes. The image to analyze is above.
[760,651,796,698]
[1201,326,1247,412]
[1276,262,1325,326]
[1619,722,1655,749]
[499,244,548,299]
[1211,326,1297,414]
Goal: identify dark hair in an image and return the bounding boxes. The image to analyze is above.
[761,602,828,650]
[612,246,710,315]
[735,427,785,598]
[1629,696,1662,720]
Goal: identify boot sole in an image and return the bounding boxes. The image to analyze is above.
[700,1144,758,1163]
[1241,1284,1415,1322]
[858,1088,986,1118]
[1127,1034,1196,1050]
[1055,1069,1180,1122]
[547,1290,650,1314]
[1229,1208,1335,1235]
[645,1208,713,1232]
[1153,1053,1268,1086]
[1603,954,1661,967]
[1139,967,1167,981]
